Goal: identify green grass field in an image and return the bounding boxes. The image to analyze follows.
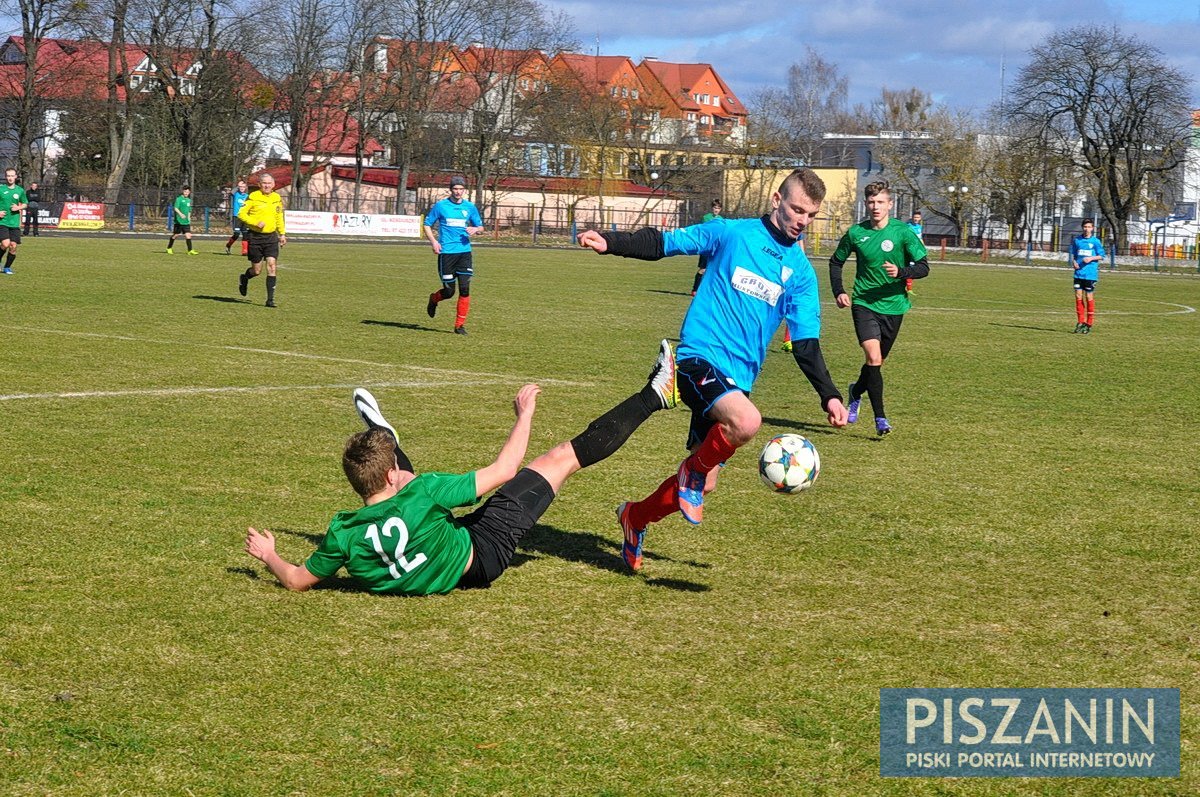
[1,235,1196,796]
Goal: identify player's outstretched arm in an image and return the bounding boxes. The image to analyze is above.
[790,338,847,427]
[474,384,541,497]
[581,227,667,260]
[245,527,322,591]
[577,230,607,253]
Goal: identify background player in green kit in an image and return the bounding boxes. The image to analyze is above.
[0,168,28,274]
[166,186,198,255]
[829,181,929,436]
[243,340,678,594]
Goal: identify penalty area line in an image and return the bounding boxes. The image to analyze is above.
[0,325,593,387]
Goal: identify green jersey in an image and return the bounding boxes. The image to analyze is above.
[832,218,927,315]
[173,194,192,224]
[0,184,27,228]
[304,472,478,596]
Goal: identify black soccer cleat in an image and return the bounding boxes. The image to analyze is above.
[454,325,468,335]
[265,299,276,308]
[238,272,248,297]
[427,292,439,318]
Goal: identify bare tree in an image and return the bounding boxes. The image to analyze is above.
[876,108,985,243]
[748,47,848,163]
[459,0,575,208]
[7,0,87,177]
[1007,25,1193,249]
[378,0,482,214]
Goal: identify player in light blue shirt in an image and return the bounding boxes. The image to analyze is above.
[424,175,484,334]
[225,179,249,255]
[1070,219,1106,334]
[578,168,848,571]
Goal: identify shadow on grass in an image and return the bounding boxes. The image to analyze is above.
[235,526,711,593]
[227,566,366,594]
[989,322,1064,333]
[514,523,711,591]
[192,294,252,304]
[647,289,693,298]
[760,416,839,437]
[362,320,448,334]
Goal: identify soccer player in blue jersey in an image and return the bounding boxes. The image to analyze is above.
[578,168,848,571]
[1070,219,1105,334]
[425,175,484,335]
[225,179,249,255]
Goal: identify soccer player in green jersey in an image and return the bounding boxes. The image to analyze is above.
[166,186,198,255]
[0,168,28,274]
[244,340,678,594]
[829,181,930,436]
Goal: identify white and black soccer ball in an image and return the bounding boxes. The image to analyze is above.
[758,433,820,494]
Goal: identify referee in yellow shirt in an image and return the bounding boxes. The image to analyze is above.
[237,172,287,307]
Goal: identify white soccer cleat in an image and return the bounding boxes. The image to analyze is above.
[353,388,399,448]
[647,339,677,410]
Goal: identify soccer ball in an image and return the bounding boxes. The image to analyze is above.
[758,434,820,494]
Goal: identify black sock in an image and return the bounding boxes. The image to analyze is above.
[853,364,871,400]
[863,364,885,419]
[244,267,257,280]
[570,390,658,468]
[168,236,176,248]
[5,252,14,268]
[394,447,413,473]
[691,269,704,293]
[186,239,193,251]
[266,275,277,302]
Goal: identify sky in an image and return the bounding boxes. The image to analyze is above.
[546,0,1200,113]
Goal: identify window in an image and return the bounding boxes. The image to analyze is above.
[687,112,696,121]
[701,115,710,124]
[621,86,628,98]
[701,93,709,104]
[611,86,618,97]
[631,89,639,99]
[519,78,528,90]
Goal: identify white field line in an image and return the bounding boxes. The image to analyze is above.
[913,300,1195,317]
[0,325,592,386]
[0,379,515,403]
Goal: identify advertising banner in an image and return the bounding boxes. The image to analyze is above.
[282,210,422,238]
[55,202,106,230]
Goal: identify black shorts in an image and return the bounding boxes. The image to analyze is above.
[0,226,20,244]
[676,357,743,450]
[456,468,555,589]
[438,252,473,281]
[852,304,904,355]
[173,222,191,235]
[246,233,280,263]
[1073,278,1096,293]
[231,220,245,234]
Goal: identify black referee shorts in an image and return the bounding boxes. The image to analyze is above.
[246,233,280,263]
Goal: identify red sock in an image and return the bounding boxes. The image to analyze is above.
[241,240,249,256]
[782,328,792,343]
[1086,297,1095,326]
[1075,297,1086,324]
[456,296,470,327]
[628,472,679,529]
[684,425,738,475]
[429,290,442,306]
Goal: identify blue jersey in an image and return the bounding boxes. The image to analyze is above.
[425,198,482,254]
[664,217,822,391]
[230,190,248,218]
[1071,234,1105,281]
